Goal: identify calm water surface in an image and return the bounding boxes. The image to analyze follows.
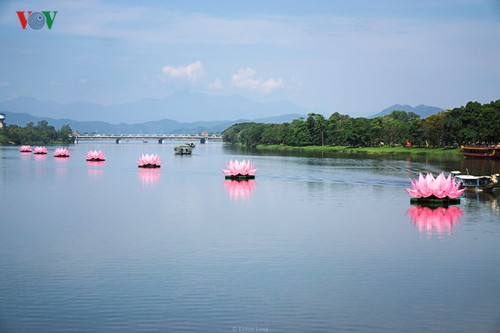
[1,142,499,333]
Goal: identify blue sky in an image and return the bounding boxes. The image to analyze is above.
[1,0,499,117]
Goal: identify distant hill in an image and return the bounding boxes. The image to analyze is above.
[370,104,443,118]
[0,92,314,124]
[2,111,302,134]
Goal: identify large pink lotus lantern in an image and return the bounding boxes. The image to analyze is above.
[86,150,106,162]
[223,159,257,180]
[137,154,162,168]
[54,147,70,158]
[33,146,48,154]
[406,172,464,205]
[407,206,463,236]
[19,145,32,152]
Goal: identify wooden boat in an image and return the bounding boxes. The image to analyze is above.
[174,145,192,155]
[451,171,499,191]
[460,145,500,159]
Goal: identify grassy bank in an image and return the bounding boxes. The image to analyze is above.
[255,144,462,156]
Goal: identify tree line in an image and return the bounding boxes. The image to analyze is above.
[0,120,74,145]
[222,100,500,148]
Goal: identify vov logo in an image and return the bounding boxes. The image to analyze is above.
[16,11,58,30]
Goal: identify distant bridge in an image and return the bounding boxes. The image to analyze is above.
[74,133,223,144]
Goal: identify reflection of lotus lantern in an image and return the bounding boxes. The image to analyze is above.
[406,172,464,206]
[86,150,106,162]
[223,160,257,180]
[20,145,32,152]
[224,180,255,200]
[33,146,47,154]
[54,148,70,158]
[407,206,463,235]
[138,169,161,186]
[137,154,162,168]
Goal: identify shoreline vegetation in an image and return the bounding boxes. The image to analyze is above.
[254,144,462,156]
[222,100,500,155]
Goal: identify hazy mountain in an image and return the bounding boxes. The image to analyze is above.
[0,92,313,124]
[369,104,443,118]
[3,111,302,134]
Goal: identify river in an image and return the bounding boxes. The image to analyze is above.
[1,141,499,332]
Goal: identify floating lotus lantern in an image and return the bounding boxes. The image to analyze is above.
[19,145,32,152]
[137,154,162,168]
[406,172,464,206]
[54,147,70,158]
[222,159,257,180]
[86,150,106,162]
[407,206,463,235]
[33,146,48,154]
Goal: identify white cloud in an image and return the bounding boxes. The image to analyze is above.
[231,68,283,94]
[161,60,205,82]
[208,77,223,90]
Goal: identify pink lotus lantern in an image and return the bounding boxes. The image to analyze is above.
[54,147,70,158]
[137,154,162,168]
[222,159,257,180]
[406,172,464,205]
[407,206,463,235]
[19,145,32,152]
[33,146,48,154]
[86,150,106,162]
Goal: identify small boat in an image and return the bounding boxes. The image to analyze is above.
[200,137,208,144]
[185,142,196,148]
[451,171,499,191]
[460,145,500,159]
[174,145,192,155]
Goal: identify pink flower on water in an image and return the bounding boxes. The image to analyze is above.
[33,146,48,154]
[20,145,32,152]
[222,160,257,176]
[86,150,106,161]
[405,172,464,199]
[54,148,70,157]
[137,154,162,168]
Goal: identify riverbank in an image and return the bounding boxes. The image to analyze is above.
[255,144,463,157]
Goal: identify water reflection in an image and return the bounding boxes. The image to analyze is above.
[138,168,161,187]
[407,206,463,235]
[34,154,47,161]
[87,161,105,179]
[224,180,255,200]
[462,190,500,215]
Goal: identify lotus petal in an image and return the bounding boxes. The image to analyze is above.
[405,172,465,199]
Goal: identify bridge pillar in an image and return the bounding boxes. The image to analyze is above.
[116,138,121,144]
[158,139,163,144]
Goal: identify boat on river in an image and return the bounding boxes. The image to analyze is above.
[460,145,500,159]
[174,145,192,155]
[451,171,499,191]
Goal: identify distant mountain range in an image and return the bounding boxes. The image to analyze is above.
[0,93,444,133]
[0,92,313,124]
[2,111,302,134]
[369,104,443,118]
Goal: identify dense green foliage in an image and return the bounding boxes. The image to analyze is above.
[222,100,500,148]
[0,121,73,145]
